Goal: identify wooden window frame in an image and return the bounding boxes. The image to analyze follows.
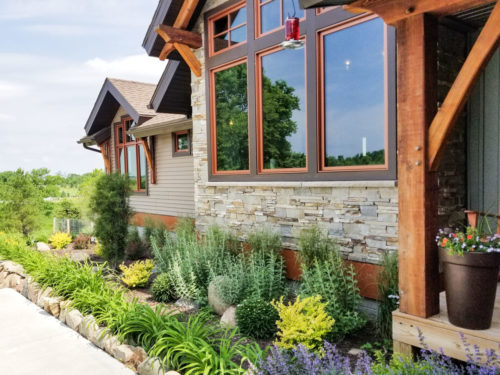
[172,130,192,156]
[209,58,250,175]
[205,3,396,182]
[256,42,308,174]
[114,117,147,192]
[318,15,390,173]
[208,1,247,57]
[255,0,306,39]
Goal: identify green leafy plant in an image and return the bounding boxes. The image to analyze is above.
[151,273,177,303]
[119,259,154,288]
[437,227,500,255]
[125,226,149,260]
[89,173,132,267]
[236,296,279,339]
[54,199,81,219]
[272,295,334,351]
[73,233,91,249]
[376,251,399,340]
[49,231,72,249]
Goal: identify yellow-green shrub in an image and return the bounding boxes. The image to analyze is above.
[49,232,72,250]
[271,295,334,351]
[119,259,154,288]
[95,239,104,257]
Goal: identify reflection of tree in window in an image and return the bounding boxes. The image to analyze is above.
[215,63,249,171]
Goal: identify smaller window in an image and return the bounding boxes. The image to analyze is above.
[172,130,191,156]
[209,2,247,55]
[257,0,304,37]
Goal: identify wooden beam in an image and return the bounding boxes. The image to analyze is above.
[173,0,199,29]
[345,0,494,25]
[140,137,156,184]
[99,145,111,173]
[159,43,176,61]
[155,25,202,49]
[428,1,500,171]
[396,13,440,318]
[174,42,201,77]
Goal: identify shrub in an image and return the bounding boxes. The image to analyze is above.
[94,239,104,257]
[89,173,132,267]
[54,199,81,219]
[299,228,365,339]
[125,226,149,260]
[247,229,282,256]
[151,273,177,303]
[236,296,279,339]
[376,251,399,340]
[119,260,155,288]
[49,231,72,249]
[272,295,334,351]
[73,233,91,249]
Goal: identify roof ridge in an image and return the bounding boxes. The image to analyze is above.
[107,77,156,86]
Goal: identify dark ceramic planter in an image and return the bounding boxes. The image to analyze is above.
[439,247,500,330]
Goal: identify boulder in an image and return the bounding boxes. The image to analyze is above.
[137,357,165,375]
[88,326,109,350]
[0,271,8,282]
[66,309,83,331]
[36,287,53,308]
[112,344,136,363]
[2,261,25,275]
[58,301,71,324]
[36,242,51,252]
[79,315,97,338]
[14,277,25,293]
[130,346,147,368]
[44,297,62,317]
[165,372,181,375]
[27,281,41,303]
[220,306,237,328]
[0,272,9,288]
[104,335,121,355]
[208,278,230,315]
[6,274,22,289]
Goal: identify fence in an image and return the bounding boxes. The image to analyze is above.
[52,218,94,235]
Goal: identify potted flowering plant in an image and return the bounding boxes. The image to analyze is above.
[436,227,500,330]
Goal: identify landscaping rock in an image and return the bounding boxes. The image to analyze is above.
[165,372,181,375]
[43,297,62,317]
[175,298,199,312]
[220,306,237,328]
[208,278,230,315]
[112,344,136,363]
[88,326,109,350]
[6,274,22,289]
[79,315,97,338]
[104,335,121,355]
[137,357,165,375]
[36,287,53,308]
[14,277,25,293]
[0,272,9,288]
[0,271,8,282]
[130,346,147,367]
[36,242,51,252]
[58,301,71,324]
[66,309,84,331]
[2,261,25,275]
[27,281,41,303]
[348,348,364,356]
[69,253,90,262]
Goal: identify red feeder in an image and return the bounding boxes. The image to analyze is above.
[285,17,300,41]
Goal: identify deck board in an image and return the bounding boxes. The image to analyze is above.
[393,283,500,362]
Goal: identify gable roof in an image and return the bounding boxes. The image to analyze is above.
[84,78,156,136]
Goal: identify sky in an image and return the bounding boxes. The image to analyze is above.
[0,0,165,175]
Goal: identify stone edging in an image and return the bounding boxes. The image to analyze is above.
[0,260,180,375]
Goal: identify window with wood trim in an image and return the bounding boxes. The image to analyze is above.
[115,118,147,191]
[208,1,247,56]
[172,130,192,156]
[257,0,304,37]
[205,3,396,182]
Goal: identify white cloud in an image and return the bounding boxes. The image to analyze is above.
[0,81,31,99]
[0,113,16,122]
[22,24,101,37]
[86,55,165,82]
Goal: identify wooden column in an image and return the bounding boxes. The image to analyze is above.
[396,14,440,318]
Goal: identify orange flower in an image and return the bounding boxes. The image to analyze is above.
[467,235,473,240]
[442,238,448,246]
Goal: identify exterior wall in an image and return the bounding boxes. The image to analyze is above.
[109,106,195,218]
[190,2,467,264]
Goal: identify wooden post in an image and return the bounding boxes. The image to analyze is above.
[66,219,70,234]
[396,14,440,318]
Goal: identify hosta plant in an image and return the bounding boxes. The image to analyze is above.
[119,259,154,288]
[49,231,73,250]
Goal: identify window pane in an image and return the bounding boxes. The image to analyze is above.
[214,33,229,52]
[139,145,147,190]
[261,48,306,169]
[230,7,246,28]
[230,25,246,46]
[177,133,189,151]
[283,0,303,24]
[119,148,125,174]
[127,146,137,190]
[261,0,280,34]
[214,63,249,171]
[323,19,385,167]
[118,127,123,144]
[214,16,228,35]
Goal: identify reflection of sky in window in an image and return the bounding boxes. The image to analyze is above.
[324,19,385,158]
[283,0,303,22]
[262,47,306,154]
[231,7,246,27]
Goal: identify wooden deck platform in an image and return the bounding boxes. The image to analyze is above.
[392,283,500,362]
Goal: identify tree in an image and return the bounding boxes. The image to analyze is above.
[53,199,81,219]
[89,173,132,267]
[0,169,44,236]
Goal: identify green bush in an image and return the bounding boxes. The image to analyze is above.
[151,273,177,303]
[272,295,334,351]
[125,226,149,260]
[54,199,81,219]
[299,227,365,339]
[89,173,132,268]
[49,231,73,250]
[119,260,155,288]
[376,251,399,340]
[236,296,278,339]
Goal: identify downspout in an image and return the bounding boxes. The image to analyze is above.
[83,144,101,153]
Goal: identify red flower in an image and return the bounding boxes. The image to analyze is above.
[453,233,457,237]
[467,235,473,240]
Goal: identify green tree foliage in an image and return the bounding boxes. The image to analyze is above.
[0,169,44,236]
[53,199,81,219]
[326,149,385,167]
[76,169,104,220]
[90,173,132,267]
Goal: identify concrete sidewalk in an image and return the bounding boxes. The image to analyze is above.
[0,288,135,375]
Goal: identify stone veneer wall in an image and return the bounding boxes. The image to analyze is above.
[189,1,467,265]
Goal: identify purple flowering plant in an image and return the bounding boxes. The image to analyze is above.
[436,227,500,256]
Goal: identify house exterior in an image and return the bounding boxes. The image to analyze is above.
[78,78,195,228]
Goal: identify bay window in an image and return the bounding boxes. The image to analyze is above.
[206,2,396,181]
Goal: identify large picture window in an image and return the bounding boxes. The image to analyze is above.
[115,118,147,191]
[205,3,396,182]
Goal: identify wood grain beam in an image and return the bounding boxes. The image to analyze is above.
[428,1,500,171]
[99,145,111,173]
[345,0,494,25]
[140,137,156,184]
[158,43,176,61]
[174,0,200,29]
[155,25,202,49]
[174,42,201,77]
[396,13,440,318]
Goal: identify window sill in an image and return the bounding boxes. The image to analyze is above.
[204,180,397,188]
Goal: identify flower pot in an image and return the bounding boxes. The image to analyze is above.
[439,247,500,330]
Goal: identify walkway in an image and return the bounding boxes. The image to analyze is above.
[0,288,135,375]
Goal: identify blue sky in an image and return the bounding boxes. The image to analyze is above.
[0,0,165,174]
